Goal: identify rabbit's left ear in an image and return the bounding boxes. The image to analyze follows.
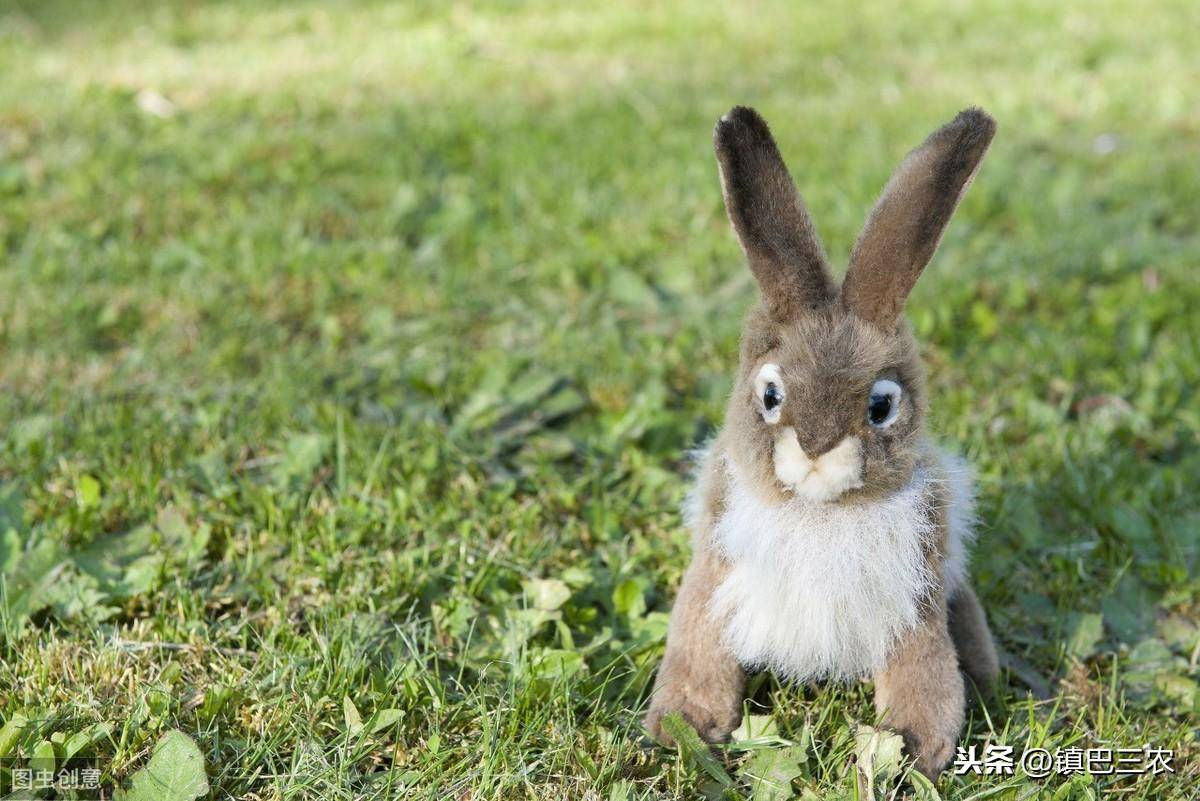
[715,106,836,322]
[841,108,996,330]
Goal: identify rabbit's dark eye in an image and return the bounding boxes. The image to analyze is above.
[754,363,785,423]
[763,383,783,411]
[868,395,891,424]
[867,379,902,428]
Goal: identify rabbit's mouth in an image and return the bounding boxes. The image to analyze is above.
[772,428,864,503]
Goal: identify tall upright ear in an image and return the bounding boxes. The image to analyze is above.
[714,106,835,321]
[841,108,996,330]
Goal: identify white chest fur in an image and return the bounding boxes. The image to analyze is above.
[706,448,974,682]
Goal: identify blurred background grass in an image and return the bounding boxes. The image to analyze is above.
[0,1,1197,798]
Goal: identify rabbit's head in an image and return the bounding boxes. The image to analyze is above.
[715,106,994,505]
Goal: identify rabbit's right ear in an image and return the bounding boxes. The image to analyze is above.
[840,108,996,331]
[714,107,836,321]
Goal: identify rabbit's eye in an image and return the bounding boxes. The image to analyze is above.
[754,363,785,424]
[867,379,902,428]
[763,383,783,411]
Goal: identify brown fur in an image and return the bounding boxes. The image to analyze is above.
[726,307,927,506]
[873,592,965,778]
[841,108,996,331]
[948,584,1000,691]
[645,106,998,779]
[868,466,968,779]
[713,107,836,321]
[642,547,746,744]
[645,457,745,744]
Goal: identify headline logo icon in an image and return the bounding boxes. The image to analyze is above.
[954,743,1174,778]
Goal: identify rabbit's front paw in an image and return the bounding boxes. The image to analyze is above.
[644,683,742,745]
[878,676,965,778]
[900,726,957,779]
[874,622,966,779]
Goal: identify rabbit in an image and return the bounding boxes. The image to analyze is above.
[643,106,1000,779]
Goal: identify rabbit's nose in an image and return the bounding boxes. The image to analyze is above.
[796,428,843,459]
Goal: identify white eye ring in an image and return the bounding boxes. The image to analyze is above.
[755,363,785,424]
[867,379,902,428]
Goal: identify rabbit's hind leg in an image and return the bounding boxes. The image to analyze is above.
[947,583,999,692]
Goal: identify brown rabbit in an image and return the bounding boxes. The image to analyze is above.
[644,106,1000,779]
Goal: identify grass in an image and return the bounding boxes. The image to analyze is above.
[0,0,1198,798]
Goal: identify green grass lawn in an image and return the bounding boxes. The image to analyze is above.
[1,1,1198,798]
